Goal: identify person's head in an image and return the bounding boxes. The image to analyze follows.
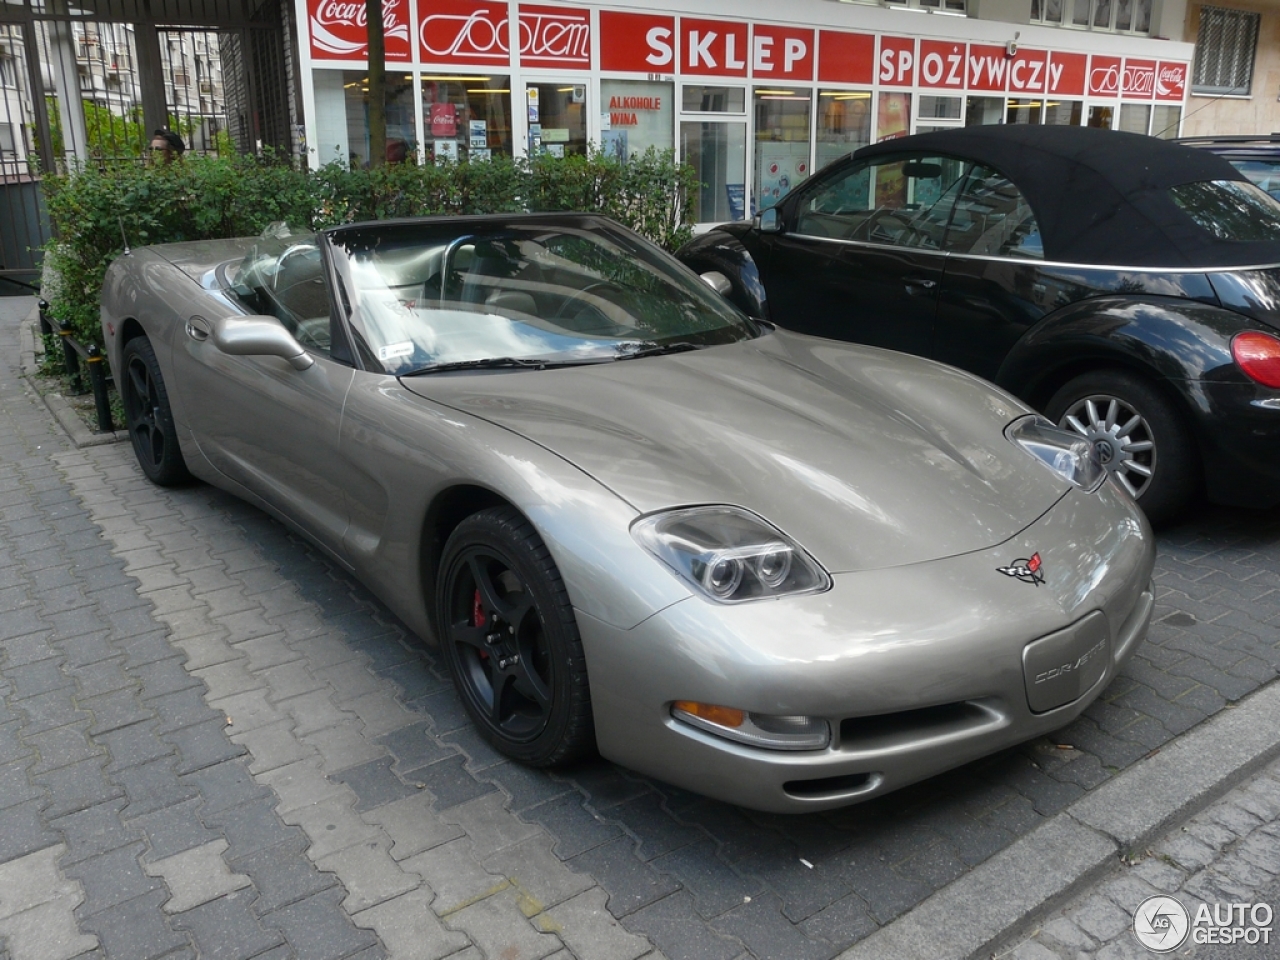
[149,129,185,162]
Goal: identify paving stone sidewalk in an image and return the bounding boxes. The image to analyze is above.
[1004,757,1280,960]
[3,293,1280,960]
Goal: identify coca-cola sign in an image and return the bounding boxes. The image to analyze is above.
[518,4,590,68]
[1155,61,1187,101]
[418,0,511,66]
[310,0,410,61]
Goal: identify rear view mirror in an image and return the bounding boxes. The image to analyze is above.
[700,271,733,297]
[903,161,942,179]
[758,208,781,233]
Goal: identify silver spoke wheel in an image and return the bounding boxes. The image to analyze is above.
[1060,394,1157,499]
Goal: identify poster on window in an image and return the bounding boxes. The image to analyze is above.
[430,103,457,137]
[469,119,487,148]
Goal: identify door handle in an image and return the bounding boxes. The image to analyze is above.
[905,277,937,291]
[186,316,211,341]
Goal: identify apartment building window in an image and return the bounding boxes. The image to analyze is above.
[1192,6,1259,96]
[887,0,968,11]
[0,54,16,89]
[1032,0,1151,32]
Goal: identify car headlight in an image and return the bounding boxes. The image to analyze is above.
[1005,414,1105,491]
[631,505,831,603]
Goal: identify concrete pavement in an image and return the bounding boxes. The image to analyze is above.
[2,292,1279,960]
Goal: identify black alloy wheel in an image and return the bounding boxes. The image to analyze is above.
[120,337,191,486]
[436,507,594,766]
[1047,369,1197,525]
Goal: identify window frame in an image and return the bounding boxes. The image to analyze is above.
[1191,5,1260,97]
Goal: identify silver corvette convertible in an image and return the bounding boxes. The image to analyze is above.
[101,213,1155,813]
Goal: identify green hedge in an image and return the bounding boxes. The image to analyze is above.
[42,149,700,348]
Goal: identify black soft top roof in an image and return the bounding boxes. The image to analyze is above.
[854,125,1280,268]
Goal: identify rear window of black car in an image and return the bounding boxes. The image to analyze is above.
[1169,180,1280,242]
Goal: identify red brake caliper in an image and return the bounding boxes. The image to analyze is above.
[473,589,488,659]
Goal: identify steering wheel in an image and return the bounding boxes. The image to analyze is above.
[553,282,622,325]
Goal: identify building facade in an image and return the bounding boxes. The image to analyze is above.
[293,0,1196,221]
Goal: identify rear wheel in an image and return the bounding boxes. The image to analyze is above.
[1046,370,1197,524]
[120,337,190,486]
[436,507,594,766]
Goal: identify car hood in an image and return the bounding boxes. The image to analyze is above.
[402,331,1069,573]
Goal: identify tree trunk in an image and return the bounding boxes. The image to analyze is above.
[366,0,386,168]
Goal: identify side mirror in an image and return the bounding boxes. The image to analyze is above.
[699,271,733,297]
[758,208,781,234]
[211,316,314,370]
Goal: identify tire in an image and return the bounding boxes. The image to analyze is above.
[1046,370,1198,524]
[120,337,191,487]
[435,507,594,766]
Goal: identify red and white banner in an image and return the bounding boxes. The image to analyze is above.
[1155,61,1187,101]
[417,0,509,66]
[305,0,1189,104]
[599,11,675,72]
[518,4,590,68]
[310,0,411,60]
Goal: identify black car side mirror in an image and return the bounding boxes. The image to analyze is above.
[758,208,781,234]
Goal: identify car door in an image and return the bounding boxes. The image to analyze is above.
[930,164,1049,382]
[173,243,358,562]
[754,153,955,356]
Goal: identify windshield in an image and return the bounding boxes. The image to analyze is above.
[1169,179,1280,242]
[323,218,758,375]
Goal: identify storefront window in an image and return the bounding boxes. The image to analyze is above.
[1006,98,1044,124]
[314,70,415,167]
[681,120,747,222]
[965,96,1004,126]
[816,90,871,173]
[754,87,811,211]
[1087,104,1114,128]
[1118,102,1151,135]
[527,82,588,158]
[600,79,673,161]
[421,74,511,163]
[682,85,746,113]
[876,91,911,142]
[1044,101,1084,125]
[1151,104,1181,139]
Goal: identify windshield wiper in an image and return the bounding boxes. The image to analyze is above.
[612,341,702,361]
[401,357,571,377]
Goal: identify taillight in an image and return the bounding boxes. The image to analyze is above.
[1232,331,1280,389]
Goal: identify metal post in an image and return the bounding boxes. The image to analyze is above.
[37,298,52,336]
[57,323,84,394]
[86,345,114,432]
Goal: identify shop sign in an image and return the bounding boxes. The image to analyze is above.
[918,40,964,89]
[878,36,916,87]
[1048,51,1087,96]
[1088,54,1122,96]
[752,25,814,80]
[966,43,1009,92]
[1122,58,1156,99]
[418,0,510,66]
[309,0,411,61]
[680,17,749,76]
[518,4,590,68]
[1007,49,1049,95]
[599,11,675,72]
[817,30,874,84]
[606,92,663,126]
[1155,61,1187,101]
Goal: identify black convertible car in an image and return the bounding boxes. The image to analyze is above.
[679,125,1280,522]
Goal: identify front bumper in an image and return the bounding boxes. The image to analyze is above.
[580,483,1154,813]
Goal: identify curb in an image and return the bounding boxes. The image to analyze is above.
[835,679,1280,960]
[20,308,126,449]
